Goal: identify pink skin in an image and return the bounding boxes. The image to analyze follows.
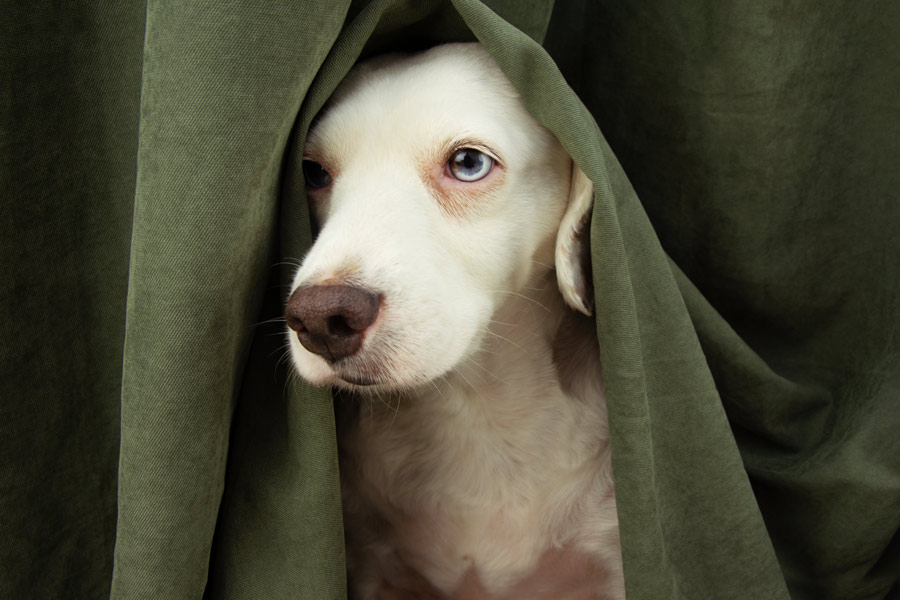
[373,545,609,599]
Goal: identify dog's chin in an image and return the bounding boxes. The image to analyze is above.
[294,367,422,396]
[326,362,446,395]
[330,368,395,393]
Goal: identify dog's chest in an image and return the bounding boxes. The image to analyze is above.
[339,372,611,595]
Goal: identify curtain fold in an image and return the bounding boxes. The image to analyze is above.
[0,4,145,599]
[110,3,351,597]
[542,3,900,597]
[1,1,897,599]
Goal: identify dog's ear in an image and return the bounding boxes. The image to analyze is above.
[555,162,594,316]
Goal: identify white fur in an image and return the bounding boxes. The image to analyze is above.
[287,43,623,599]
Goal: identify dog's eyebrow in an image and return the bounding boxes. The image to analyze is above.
[301,137,333,168]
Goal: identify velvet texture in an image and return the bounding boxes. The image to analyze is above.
[1,1,897,598]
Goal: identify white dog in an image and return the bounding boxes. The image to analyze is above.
[285,43,623,599]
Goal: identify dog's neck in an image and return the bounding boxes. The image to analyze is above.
[337,265,612,591]
[338,266,611,591]
[450,265,601,401]
[454,268,570,398]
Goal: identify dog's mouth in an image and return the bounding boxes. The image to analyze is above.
[329,358,392,389]
[338,371,379,387]
[329,355,441,393]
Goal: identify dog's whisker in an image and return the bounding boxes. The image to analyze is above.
[274,353,292,390]
[252,316,288,328]
[529,259,554,269]
[454,366,476,391]
[438,372,459,398]
[387,392,401,430]
[270,342,292,362]
[273,258,304,269]
[460,359,490,386]
[473,335,499,356]
[282,367,300,400]
[276,355,297,379]
[464,358,508,386]
[428,378,447,402]
[375,390,393,416]
[270,340,292,361]
[482,329,531,357]
[487,318,518,327]
[489,290,552,313]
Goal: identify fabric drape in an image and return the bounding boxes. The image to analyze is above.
[1,1,897,599]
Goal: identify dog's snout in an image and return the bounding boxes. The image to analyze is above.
[285,285,380,361]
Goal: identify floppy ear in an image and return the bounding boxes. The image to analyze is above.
[555,162,595,316]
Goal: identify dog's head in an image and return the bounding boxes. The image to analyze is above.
[285,43,593,391]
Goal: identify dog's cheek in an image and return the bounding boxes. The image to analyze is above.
[439,219,517,290]
[382,270,492,383]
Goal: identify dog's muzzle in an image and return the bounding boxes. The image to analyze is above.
[285,284,380,362]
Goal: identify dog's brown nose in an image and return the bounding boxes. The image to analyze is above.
[285,285,380,362]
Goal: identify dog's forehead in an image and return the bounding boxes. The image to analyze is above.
[306,45,535,158]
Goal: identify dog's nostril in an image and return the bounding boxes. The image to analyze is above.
[285,284,380,362]
[327,315,356,337]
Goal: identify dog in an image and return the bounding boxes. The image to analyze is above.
[284,43,623,599]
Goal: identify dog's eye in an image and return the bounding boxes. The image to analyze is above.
[448,149,493,182]
[303,160,332,189]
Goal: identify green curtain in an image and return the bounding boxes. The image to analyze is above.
[1,1,897,599]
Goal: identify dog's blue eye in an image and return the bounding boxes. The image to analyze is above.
[303,160,332,189]
[448,149,493,182]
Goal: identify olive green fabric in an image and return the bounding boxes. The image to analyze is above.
[1,2,897,600]
[1,4,145,599]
